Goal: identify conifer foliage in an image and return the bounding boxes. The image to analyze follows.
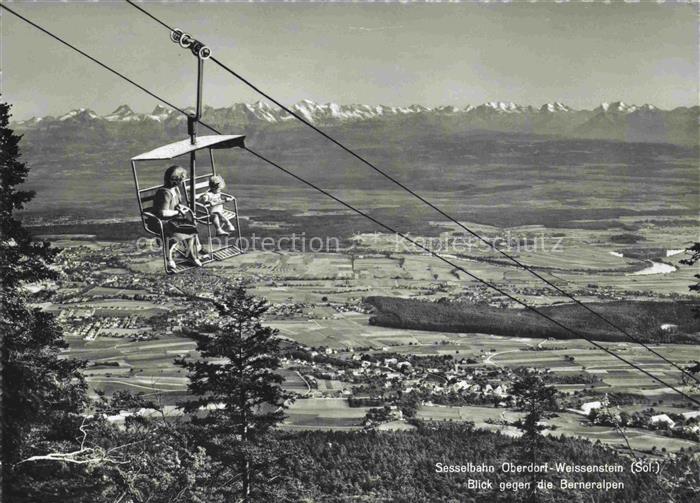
[1,101,90,501]
[179,287,291,502]
[0,101,56,288]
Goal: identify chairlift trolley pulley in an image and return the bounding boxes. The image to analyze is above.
[170,28,211,60]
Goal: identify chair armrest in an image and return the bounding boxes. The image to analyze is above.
[142,211,162,225]
[194,202,211,214]
[142,211,164,235]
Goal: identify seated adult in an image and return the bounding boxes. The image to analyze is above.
[153,165,202,272]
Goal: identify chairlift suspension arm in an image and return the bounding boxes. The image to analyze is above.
[189,152,197,213]
[188,57,204,212]
[170,28,211,212]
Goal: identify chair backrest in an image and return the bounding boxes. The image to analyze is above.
[137,184,162,215]
[182,174,212,205]
[136,184,178,236]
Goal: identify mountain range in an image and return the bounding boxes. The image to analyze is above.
[13,100,699,146]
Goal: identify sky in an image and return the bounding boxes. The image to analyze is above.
[2,1,698,120]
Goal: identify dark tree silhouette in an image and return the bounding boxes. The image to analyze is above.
[511,370,558,503]
[179,287,291,502]
[0,102,56,289]
[1,101,90,500]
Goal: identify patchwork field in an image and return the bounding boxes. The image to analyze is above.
[282,398,372,430]
[49,213,699,456]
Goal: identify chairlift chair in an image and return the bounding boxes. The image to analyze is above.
[129,29,247,274]
[130,135,246,273]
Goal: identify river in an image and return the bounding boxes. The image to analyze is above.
[629,261,677,275]
[608,249,680,275]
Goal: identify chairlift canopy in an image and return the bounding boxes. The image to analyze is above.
[131,135,245,161]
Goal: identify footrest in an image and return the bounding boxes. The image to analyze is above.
[198,253,216,265]
[212,245,243,261]
[168,260,198,275]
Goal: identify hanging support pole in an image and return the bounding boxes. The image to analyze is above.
[188,57,205,212]
[196,55,204,123]
[170,28,211,213]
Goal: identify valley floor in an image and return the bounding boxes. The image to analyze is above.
[35,228,699,457]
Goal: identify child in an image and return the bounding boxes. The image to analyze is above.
[198,175,235,236]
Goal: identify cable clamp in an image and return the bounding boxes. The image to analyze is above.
[170,28,211,60]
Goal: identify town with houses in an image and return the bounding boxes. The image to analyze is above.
[23,238,699,453]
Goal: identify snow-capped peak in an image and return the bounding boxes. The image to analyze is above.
[111,104,134,115]
[16,116,45,126]
[244,100,283,122]
[477,101,525,113]
[540,102,572,113]
[596,101,639,114]
[291,99,320,122]
[14,100,678,131]
[145,105,174,122]
[58,108,99,121]
[151,105,172,116]
[406,104,431,113]
[434,105,460,113]
[251,100,277,111]
[104,105,140,122]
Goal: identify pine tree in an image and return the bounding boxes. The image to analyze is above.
[0,102,56,289]
[511,370,558,503]
[179,287,291,502]
[1,101,90,500]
